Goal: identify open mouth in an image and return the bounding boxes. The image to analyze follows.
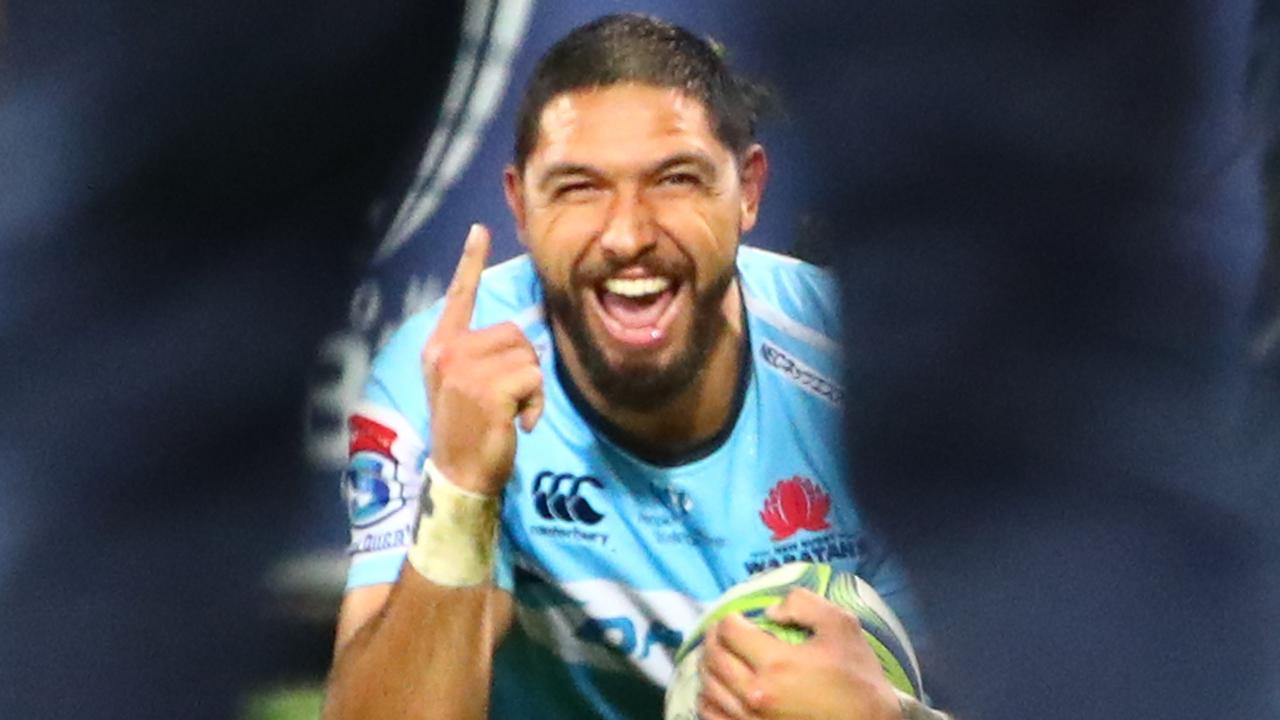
[590,275,682,348]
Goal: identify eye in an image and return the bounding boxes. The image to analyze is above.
[659,172,702,188]
[552,182,600,201]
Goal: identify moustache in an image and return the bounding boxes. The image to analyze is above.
[572,255,692,287]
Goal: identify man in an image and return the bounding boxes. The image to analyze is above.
[324,14,935,720]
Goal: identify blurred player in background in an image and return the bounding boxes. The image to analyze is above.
[0,1,465,717]
[324,14,943,720]
[754,1,1280,717]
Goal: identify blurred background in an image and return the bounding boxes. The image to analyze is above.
[1,1,1276,718]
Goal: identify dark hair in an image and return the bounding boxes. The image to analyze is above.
[513,13,770,170]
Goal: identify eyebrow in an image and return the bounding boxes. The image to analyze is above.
[535,152,720,191]
[648,152,717,179]
[536,163,603,192]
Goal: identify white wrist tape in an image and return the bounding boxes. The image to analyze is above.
[406,458,502,587]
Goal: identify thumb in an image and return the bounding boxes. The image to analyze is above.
[518,389,545,433]
[764,588,845,634]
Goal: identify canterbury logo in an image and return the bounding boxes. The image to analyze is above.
[532,471,606,525]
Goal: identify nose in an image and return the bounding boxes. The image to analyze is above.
[598,189,656,262]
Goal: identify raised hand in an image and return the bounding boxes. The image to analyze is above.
[421,224,545,496]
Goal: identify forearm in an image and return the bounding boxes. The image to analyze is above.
[323,566,506,720]
[326,457,511,720]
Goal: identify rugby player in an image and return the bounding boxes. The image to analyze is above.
[323,14,940,720]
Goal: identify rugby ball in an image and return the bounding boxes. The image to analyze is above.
[663,562,922,720]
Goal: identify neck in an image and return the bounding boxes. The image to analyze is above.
[556,280,746,453]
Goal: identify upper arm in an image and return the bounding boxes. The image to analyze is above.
[334,583,394,654]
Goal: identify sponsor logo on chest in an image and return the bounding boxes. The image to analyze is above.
[514,575,703,686]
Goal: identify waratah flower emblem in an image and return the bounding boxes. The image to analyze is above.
[759,476,831,540]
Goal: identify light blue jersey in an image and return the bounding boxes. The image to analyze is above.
[342,246,921,719]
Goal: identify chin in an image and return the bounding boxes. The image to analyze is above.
[608,354,674,382]
[584,340,705,412]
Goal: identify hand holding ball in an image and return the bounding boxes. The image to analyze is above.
[664,562,923,720]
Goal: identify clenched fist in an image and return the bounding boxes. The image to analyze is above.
[422,224,545,496]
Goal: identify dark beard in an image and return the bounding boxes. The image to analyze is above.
[542,267,737,412]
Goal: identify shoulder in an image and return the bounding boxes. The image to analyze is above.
[737,246,840,356]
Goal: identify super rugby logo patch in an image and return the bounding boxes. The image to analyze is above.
[343,414,412,528]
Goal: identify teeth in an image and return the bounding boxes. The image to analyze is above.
[603,276,671,298]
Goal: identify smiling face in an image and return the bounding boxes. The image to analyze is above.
[505,83,766,412]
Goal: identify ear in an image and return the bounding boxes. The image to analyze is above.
[503,164,529,246]
[737,144,768,234]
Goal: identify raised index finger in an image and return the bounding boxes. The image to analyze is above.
[436,223,491,337]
